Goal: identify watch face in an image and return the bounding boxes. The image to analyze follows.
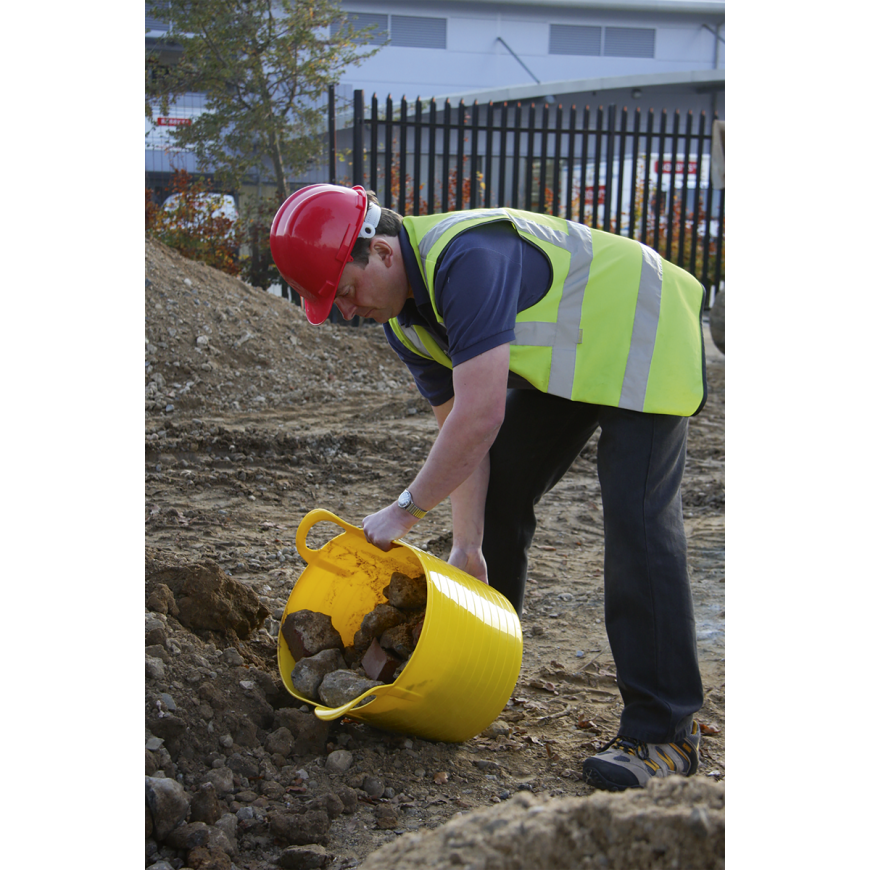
[398,491,411,508]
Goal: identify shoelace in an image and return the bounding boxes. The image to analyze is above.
[602,735,651,760]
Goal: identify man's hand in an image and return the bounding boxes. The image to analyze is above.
[448,546,488,585]
[363,502,418,551]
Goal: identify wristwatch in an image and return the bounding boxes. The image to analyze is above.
[397,489,427,519]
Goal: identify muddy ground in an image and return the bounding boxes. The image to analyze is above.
[145,237,725,869]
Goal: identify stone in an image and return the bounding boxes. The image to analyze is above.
[147,561,269,639]
[384,572,427,610]
[203,767,235,796]
[145,775,190,841]
[164,820,211,851]
[318,670,383,708]
[354,604,406,651]
[276,844,334,869]
[146,583,180,617]
[221,647,244,667]
[190,783,222,825]
[272,708,330,756]
[281,610,343,661]
[331,783,359,814]
[270,809,331,846]
[379,623,416,659]
[146,656,166,681]
[306,793,345,820]
[325,750,353,774]
[361,638,402,683]
[187,846,232,870]
[227,752,260,779]
[265,726,295,758]
[363,776,385,799]
[291,647,347,699]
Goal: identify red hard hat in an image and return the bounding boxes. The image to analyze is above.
[270,184,374,325]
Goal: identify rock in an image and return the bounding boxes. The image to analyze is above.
[190,783,222,825]
[164,820,212,851]
[374,804,399,829]
[145,775,190,841]
[146,656,166,681]
[357,778,725,870]
[269,809,331,846]
[276,844,334,869]
[281,610,344,661]
[354,604,406,651]
[265,726,295,758]
[362,776,385,799]
[273,708,330,756]
[331,783,359,814]
[146,748,159,776]
[318,670,383,708]
[187,845,233,870]
[203,767,235,796]
[384,572,427,610]
[291,647,347,699]
[379,623,416,659]
[361,638,402,682]
[146,583,180,617]
[325,750,353,774]
[306,793,345,820]
[145,618,168,648]
[147,560,269,639]
[227,752,260,779]
[221,647,244,667]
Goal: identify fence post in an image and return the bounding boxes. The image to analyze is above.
[328,84,336,185]
[352,89,365,187]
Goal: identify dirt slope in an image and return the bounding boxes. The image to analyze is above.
[145,237,725,870]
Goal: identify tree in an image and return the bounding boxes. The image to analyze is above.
[146,0,381,202]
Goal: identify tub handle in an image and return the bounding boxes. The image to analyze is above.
[312,684,388,721]
[295,508,369,566]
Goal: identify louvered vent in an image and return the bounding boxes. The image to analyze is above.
[549,24,602,56]
[333,13,390,46]
[604,27,655,58]
[390,15,447,49]
[145,1,169,31]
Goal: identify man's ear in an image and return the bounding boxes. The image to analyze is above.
[372,236,394,266]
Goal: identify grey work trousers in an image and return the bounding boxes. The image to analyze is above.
[482,389,704,743]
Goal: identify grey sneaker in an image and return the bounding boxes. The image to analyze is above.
[582,720,700,791]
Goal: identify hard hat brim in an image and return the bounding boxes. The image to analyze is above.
[303,292,335,325]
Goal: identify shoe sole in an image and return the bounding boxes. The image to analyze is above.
[581,766,640,792]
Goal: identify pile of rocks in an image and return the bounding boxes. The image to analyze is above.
[283,572,428,707]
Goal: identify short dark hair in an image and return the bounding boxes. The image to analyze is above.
[350,189,403,265]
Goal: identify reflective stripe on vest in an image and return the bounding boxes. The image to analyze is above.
[394,209,705,416]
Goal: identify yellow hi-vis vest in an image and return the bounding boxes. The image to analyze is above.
[389,209,707,416]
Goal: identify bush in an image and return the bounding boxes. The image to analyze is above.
[147,170,242,276]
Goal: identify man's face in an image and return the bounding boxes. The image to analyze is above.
[333,238,408,323]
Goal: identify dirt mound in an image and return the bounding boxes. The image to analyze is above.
[360,777,724,870]
[144,236,725,870]
[145,237,422,419]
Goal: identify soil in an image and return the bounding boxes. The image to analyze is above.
[145,237,725,869]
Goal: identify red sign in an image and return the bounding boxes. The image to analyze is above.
[157,117,192,126]
[654,159,697,175]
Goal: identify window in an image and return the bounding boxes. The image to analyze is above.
[337,13,390,46]
[390,15,447,49]
[332,14,446,49]
[549,24,602,56]
[146,2,170,32]
[604,27,655,58]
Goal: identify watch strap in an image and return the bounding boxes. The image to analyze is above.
[398,489,427,519]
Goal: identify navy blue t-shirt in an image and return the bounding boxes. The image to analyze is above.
[384,221,552,406]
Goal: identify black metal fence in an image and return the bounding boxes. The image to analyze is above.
[340,88,724,307]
